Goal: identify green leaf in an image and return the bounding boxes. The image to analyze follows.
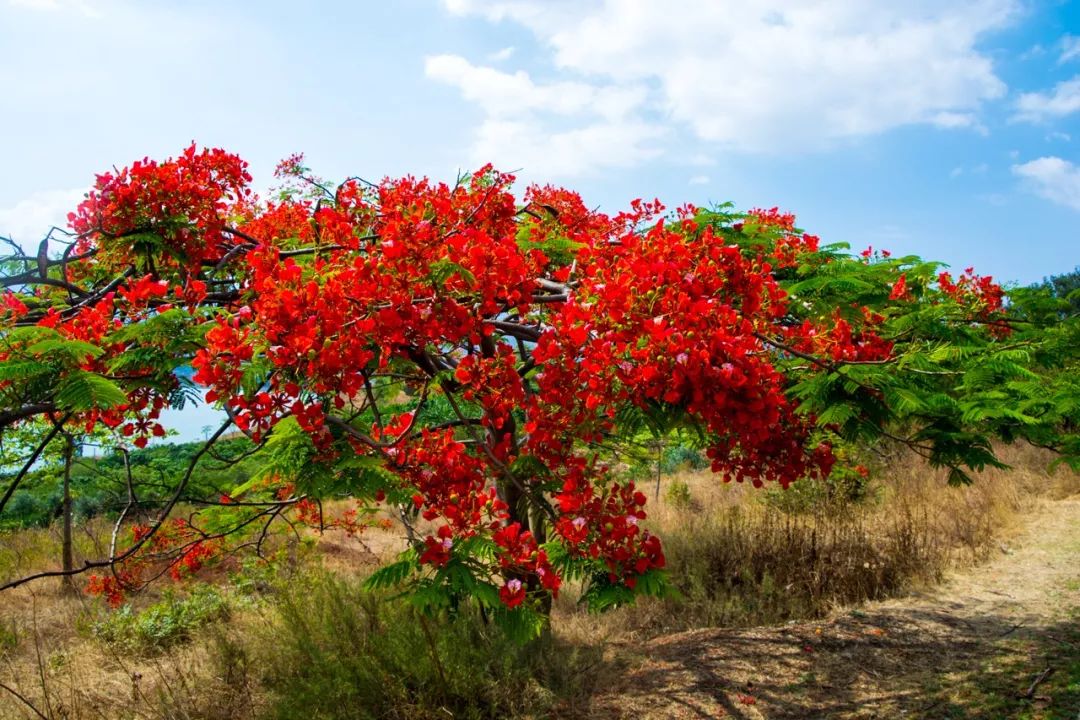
[55,371,127,410]
[492,605,546,643]
[471,581,501,609]
[887,388,927,414]
[814,403,856,427]
[581,581,635,612]
[630,569,673,600]
[0,360,52,382]
[947,467,973,486]
[929,344,978,364]
[363,550,418,591]
[429,258,476,287]
[26,338,104,363]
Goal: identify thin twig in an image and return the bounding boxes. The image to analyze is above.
[0,683,48,720]
[0,419,234,592]
[1019,667,1054,700]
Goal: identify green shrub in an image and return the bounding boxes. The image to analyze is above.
[663,479,694,508]
[0,618,17,657]
[662,444,709,472]
[92,585,229,653]
[258,571,600,720]
[762,466,874,515]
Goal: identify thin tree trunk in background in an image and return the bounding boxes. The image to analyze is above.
[655,439,663,501]
[60,434,76,594]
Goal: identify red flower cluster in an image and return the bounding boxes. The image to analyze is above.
[399,429,508,535]
[68,144,252,273]
[785,313,894,364]
[85,572,135,608]
[492,522,561,600]
[85,519,219,604]
[938,268,1008,334]
[7,277,181,445]
[553,472,664,584]
[527,203,833,485]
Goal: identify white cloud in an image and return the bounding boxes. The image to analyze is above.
[0,188,86,252]
[929,111,988,135]
[488,46,515,62]
[1014,76,1080,123]
[1012,156,1080,211]
[949,162,988,179]
[425,54,661,177]
[469,118,664,177]
[1019,43,1046,61]
[1060,35,1080,64]
[425,54,647,121]
[930,112,977,129]
[441,0,1012,153]
[688,174,710,185]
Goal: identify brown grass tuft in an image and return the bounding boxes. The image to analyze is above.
[554,444,1080,641]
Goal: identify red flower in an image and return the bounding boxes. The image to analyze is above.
[499,578,526,608]
[888,273,908,300]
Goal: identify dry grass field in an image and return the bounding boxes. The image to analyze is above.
[1,444,1077,719]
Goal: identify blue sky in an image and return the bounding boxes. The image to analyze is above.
[1,0,1078,439]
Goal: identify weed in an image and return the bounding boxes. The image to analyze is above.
[251,571,604,720]
[663,478,694,509]
[91,585,230,654]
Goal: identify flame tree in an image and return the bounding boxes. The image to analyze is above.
[1,146,1076,635]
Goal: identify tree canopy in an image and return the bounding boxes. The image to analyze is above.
[1,145,1077,635]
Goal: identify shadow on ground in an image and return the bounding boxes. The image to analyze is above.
[582,605,1080,719]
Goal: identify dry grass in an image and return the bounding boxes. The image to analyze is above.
[0,515,390,720]
[0,590,266,720]
[586,495,1080,719]
[553,444,1080,642]
[0,444,1077,719]
[0,517,115,590]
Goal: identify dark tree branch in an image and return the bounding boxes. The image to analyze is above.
[0,404,58,433]
[0,413,70,517]
[0,418,234,593]
[489,320,542,342]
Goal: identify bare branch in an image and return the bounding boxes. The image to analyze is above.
[0,413,70,516]
[0,418,234,593]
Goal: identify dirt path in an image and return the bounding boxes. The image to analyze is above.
[589,497,1080,719]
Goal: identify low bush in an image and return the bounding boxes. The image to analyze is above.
[656,503,944,629]
[663,478,695,509]
[662,444,710,473]
[255,571,601,720]
[91,584,230,653]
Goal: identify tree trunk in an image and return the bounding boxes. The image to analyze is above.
[60,434,76,595]
[479,336,556,614]
[654,438,664,501]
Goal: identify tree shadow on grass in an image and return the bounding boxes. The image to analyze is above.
[582,605,1080,719]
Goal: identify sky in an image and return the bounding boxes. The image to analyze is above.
[1,0,1078,439]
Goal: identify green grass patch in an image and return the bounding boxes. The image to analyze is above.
[91,584,230,654]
